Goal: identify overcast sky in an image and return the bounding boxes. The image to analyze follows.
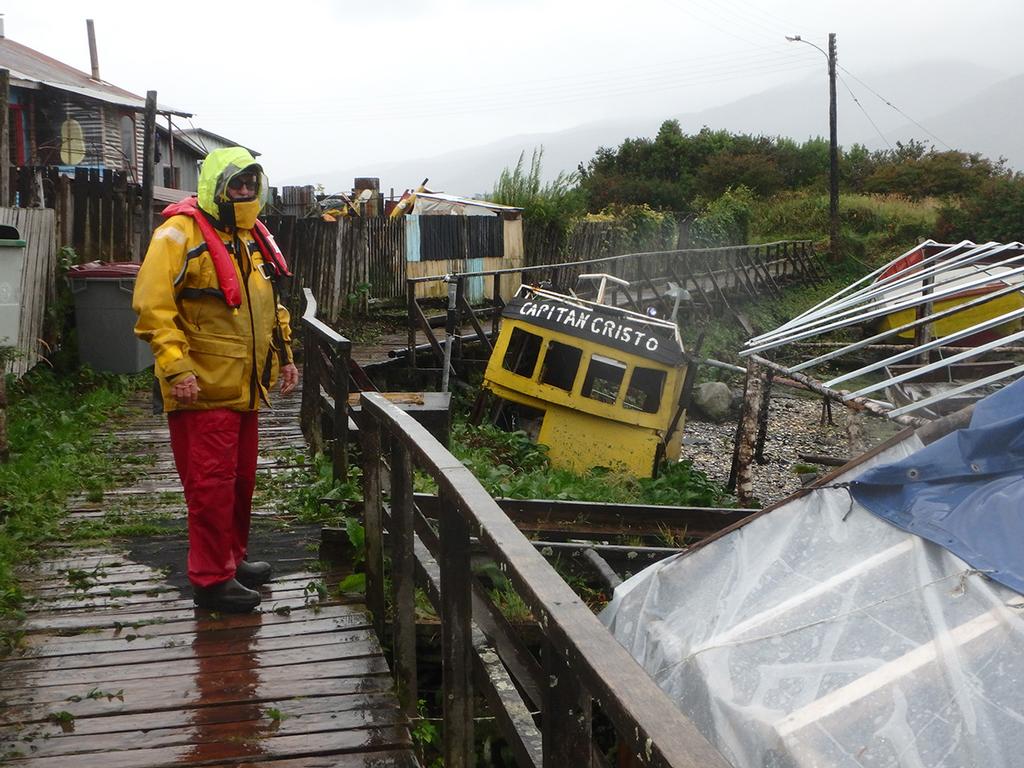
[7,1,1024,186]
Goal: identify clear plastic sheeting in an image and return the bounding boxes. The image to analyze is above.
[602,439,1024,768]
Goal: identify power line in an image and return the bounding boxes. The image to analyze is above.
[837,64,952,151]
[836,73,892,150]
[715,0,826,39]
[654,0,779,51]
[198,59,818,126]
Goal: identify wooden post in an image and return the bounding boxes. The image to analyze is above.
[390,440,418,717]
[492,272,502,337]
[543,638,592,766]
[406,280,417,369]
[732,359,765,506]
[331,343,349,481]
[754,368,774,465]
[299,328,322,455]
[139,90,157,258]
[361,414,385,641]
[439,490,474,767]
[0,69,10,207]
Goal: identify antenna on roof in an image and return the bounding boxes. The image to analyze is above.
[86,19,100,80]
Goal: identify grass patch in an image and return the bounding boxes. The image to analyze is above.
[0,367,145,640]
[448,421,731,507]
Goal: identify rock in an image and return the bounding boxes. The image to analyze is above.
[692,381,734,422]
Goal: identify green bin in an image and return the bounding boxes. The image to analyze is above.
[68,261,154,373]
[0,224,27,347]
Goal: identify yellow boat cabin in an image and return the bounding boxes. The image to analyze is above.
[481,277,688,477]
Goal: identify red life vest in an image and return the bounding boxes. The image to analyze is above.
[161,196,291,308]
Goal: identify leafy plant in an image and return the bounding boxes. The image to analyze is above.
[411,699,443,768]
[265,707,290,723]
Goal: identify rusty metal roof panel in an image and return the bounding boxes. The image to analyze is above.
[0,36,191,116]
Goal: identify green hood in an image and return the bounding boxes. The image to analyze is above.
[197,147,265,223]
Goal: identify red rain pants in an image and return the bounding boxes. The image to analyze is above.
[168,409,259,588]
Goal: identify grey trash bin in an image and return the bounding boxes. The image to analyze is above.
[68,261,154,373]
[0,224,27,347]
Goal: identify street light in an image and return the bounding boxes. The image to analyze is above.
[787,33,839,263]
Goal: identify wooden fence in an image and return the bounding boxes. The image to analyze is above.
[8,165,144,263]
[403,240,822,369]
[0,207,57,376]
[266,216,407,326]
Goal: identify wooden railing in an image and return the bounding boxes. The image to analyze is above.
[358,391,731,768]
[404,240,821,369]
[299,288,351,481]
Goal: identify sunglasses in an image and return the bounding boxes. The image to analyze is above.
[227,175,259,191]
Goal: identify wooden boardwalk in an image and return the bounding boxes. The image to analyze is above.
[0,387,418,767]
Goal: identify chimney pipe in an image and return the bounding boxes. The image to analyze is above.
[1,15,6,39]
[86,19,99,80]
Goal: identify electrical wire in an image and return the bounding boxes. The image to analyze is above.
[714,0,827,40]
[654,0,779,51]
[198,58,818,126]
[837,64,952,151]
[836,73,892,150]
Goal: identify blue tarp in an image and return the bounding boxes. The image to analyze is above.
[851,376,1024,595]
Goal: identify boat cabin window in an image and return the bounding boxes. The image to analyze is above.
[539,341,582,391]
[502,328,543,378]
[582,354,626,404]
[624,366,666,413]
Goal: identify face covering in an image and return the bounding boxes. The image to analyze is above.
[215,198,261,230]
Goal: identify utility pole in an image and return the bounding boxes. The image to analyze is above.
[787,33,841,262]
[828,33,839,263]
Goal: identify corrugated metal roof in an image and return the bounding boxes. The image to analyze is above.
[415,192,522,212]
[0,36,191,117]
[155,125,207,158]
[177,128,260,157]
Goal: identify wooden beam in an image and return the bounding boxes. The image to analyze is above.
[0,69,8,206]
[139,90,157,258]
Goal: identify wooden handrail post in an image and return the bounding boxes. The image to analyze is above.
[361,415,385,640]
[439,489,474,767]
[300,325,322,457]
[331,343,350,481]
[543,638,592,766]
[406,280,417,369]
[390,440,418,716]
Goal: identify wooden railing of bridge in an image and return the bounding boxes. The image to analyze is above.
[300,287,351,481]
[404,240,821,368]
[358,391,731,768]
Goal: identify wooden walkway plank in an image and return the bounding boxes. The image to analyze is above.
[1,382,419,767]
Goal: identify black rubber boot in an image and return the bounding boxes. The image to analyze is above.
[235,560,273,588]
[193,578,261,613]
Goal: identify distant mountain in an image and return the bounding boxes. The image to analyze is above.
[290,60,1017,197]
[881,73,1024,168]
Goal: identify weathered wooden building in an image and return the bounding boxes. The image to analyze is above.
[0,31,191,183]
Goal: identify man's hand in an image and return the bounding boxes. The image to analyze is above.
[280,363,299,396]
[171,374,200,404]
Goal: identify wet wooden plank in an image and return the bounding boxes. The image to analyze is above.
[4,612,371,662]
[3,724,413,767]
[1,692,396,741]
[1,660,394,719]
[2,703,408,759]
[2,634,382,690]
[221,751,419,767]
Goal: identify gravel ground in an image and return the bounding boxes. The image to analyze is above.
[681,388,903,506]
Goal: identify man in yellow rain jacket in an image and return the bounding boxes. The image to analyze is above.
[133,147,299,613]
